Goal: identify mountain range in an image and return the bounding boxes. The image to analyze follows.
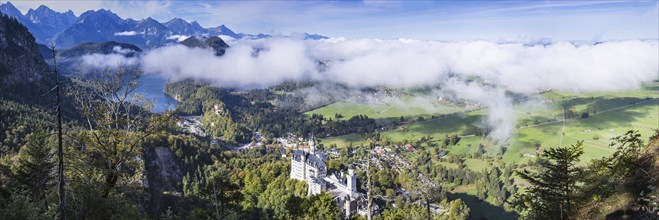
[0,1,328,49]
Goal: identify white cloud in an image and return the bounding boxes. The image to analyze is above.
[166,35,190,42]
[142,38,659,92]
[114,31,138,36]
[140,38,658,141]
[81,53,137,68]
[444,80,515,142]
[218,35,236,42]
[112,46,135,55]
[142,38,317,88]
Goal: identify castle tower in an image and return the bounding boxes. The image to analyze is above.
[308,133,316,154]
[347,167,357,193]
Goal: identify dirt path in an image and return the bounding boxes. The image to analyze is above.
[375,104,394,115]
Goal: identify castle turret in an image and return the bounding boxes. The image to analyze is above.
[347,167,357,193]
[308,134,316,154]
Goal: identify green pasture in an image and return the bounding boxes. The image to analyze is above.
[319,83,658,165]
[304,95,466,122]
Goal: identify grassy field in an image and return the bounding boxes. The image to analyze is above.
[508,98,658,163]
[319,133,367,148]
[545,86,657,114]
[319,83,658,165]
[380,110,486,142]
[464,158,489,171]
[304,95,466,122]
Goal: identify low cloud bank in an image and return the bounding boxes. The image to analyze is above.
[142,39,317,88]
[114,31,138,36]
[142,38,658,93]
[166,35,190,42]
[81,53,138,68]
[137,38,659,141]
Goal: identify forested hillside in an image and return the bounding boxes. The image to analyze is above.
[0,13,51,100]
[0,13,55,152]
[165,80,378,144]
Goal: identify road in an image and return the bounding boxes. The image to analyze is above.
[225,132,263,151]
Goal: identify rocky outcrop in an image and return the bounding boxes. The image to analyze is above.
[143,146,183,217]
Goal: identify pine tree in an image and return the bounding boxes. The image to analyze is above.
[516,141,584,219]
[447,198,470,220]
[15,130,54,208]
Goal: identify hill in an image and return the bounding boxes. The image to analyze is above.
[58,41,142,58]
[0,13,56,151]
[180,36,230,56]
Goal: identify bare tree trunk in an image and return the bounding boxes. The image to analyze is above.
[425,195,431,220]
[102,165,118,197]
[51,46,66,220]
[213,179,219,219]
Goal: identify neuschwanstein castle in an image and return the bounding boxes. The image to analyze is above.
[289,137,374,218]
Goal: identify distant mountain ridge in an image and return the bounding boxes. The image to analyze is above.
[164,18,206,36]
[26,5,77,42]
[0,1,329,49]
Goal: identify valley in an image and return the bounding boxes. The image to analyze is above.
[315,83,658,164]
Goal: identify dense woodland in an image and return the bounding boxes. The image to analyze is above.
[165,79,378,144]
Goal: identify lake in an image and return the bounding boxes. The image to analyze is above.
[135,74,178,112]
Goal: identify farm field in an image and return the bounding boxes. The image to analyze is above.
[320,133,367,148]
[379,110,487,142]
[304,95,467,123]
[464,158,489,171]
[508,94,658,163]
[318,83,659,164]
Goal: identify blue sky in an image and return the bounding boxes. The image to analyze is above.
[8,0,659,41]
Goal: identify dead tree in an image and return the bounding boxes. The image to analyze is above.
[50,46,66,220]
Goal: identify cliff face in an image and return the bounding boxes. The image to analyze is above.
[143,146,184,217]
[0,13,49,87]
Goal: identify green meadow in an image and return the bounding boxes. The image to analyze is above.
[304,95,466,123]
[314,83,658,164]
